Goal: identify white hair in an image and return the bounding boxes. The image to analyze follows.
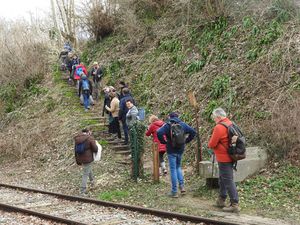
[212,108,227,118]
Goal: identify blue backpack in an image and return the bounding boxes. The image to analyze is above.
[75,141,86,154]
[137,107,145,121]
[82,79,90,91]
[76,67,83,76]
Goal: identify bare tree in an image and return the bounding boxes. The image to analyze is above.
[51,0,77,48]
[80,0,115,42]
[51,0,63,45]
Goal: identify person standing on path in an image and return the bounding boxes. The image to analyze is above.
[157,112,196,198]
[208,108,240,213]
[78,74,93,112]
[126,99,139,128]
[105,91,121,140]
[89,62,103,100]
[119,88,135,145]
[145,115,167,175]
[74,129,98,195]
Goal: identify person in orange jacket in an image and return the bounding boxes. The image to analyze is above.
[208,108,240,213]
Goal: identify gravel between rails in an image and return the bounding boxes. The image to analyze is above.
[0,187,207,225]
[0,210,64,225]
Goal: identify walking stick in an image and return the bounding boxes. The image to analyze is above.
[187,91,202,174]
[211,152,215,178]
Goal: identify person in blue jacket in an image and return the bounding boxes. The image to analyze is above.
[157,112,196,198]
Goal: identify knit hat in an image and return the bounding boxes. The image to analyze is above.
[169,112,179,118]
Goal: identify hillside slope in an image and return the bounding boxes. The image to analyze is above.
[0,0,299,224]
[82,0,300,163]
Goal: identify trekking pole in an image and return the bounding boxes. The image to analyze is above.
[187,91,202,174]
[211,152,215,178]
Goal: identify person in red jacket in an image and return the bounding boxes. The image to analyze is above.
[208,108,240,213]
[145,115,167,175]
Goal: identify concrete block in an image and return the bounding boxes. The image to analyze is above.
[199,147,268,182]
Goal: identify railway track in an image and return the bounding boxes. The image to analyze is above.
[0,183,240,225]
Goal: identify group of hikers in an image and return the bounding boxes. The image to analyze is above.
[60,44,241,213]
[59,43,104,111]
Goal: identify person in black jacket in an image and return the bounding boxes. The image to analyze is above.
[118,88,135,145]
[118,81,127,100]
[89,62,104,100]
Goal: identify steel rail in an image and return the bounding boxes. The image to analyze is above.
[0,183,241,225]
[0,202,86,225]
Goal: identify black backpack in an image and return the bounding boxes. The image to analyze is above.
[95,68,103,82]
[169,121,186,148]
[75,140,87,154]
[219,122,246,162]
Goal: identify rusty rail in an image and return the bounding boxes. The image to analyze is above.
[0,202,86,225]
[0,183,241,225]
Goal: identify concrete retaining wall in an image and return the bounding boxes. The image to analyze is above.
[199,147,268,182]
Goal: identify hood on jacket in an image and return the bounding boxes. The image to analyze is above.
[168,117,182,123]
[74,134,90,144]
[153,120,165,127]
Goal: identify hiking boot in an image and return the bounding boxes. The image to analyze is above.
[167,192,179,198]
[90,180,95,188]
[222,203,240,213]
[179,187,186,195]
[215,197,226,208]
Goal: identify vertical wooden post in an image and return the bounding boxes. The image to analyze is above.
[152,142,159,183]
[187,91,202,174]
[195,111,202,174]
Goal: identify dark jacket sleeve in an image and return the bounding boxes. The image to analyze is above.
[89,136,98,153]
[118,99,125,120]
[182,123,196,144]
[97,68,103,77]
[157,124,168,144]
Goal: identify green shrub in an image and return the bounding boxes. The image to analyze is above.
[240,164,300,214]
[105,59,124,85]
[186,60,206,74]
[202,100,221,122]
[159,38,182,53]
[246,20,283,61]
[210,75,230,99]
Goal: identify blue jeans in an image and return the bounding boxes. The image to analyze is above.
[83,92,90,110]
[168,153,184,194]
[218,162,239,204]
